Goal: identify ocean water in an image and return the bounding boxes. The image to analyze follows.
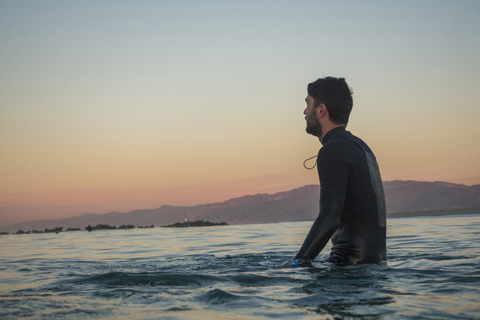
[1,214,480,320]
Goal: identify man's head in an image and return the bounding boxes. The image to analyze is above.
[307,77,353,126]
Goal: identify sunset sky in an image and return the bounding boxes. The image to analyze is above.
[1,0,479,226]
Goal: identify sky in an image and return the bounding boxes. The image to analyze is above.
[1,0,480,226]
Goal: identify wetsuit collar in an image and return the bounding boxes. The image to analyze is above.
[321,126,347,145]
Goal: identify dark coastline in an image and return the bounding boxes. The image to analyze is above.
[2,209,480,235]
[161,220,228,228]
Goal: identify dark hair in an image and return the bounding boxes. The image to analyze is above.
[307,77,353,125]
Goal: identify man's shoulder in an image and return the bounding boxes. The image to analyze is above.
[319,131,367,158]
[318,136,355,159]
[330,130,370,150]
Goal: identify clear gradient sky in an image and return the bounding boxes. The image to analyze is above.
[1,0,480,226]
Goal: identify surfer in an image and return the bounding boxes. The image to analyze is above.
[282,77,386,267]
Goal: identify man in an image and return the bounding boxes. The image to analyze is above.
[286,77,386,267]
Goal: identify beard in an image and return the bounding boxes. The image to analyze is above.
[305,110,322,138]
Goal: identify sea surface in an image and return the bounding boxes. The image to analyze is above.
[1,214,480,319]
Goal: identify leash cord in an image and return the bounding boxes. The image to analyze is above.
[303,155,317,170]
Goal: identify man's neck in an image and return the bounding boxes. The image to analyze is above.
[319,123,346,143]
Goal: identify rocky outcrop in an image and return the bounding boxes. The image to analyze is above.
[162,220,228,228]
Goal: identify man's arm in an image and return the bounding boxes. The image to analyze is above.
[293,196,343,260]
[293,141,350,263]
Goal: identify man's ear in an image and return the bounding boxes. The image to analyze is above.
[316,104,326,119]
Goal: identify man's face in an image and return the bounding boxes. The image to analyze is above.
[304,95,322,137]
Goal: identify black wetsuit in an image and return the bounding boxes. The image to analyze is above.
[294,127,386,265]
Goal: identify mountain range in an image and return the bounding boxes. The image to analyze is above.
[1,180,479,233]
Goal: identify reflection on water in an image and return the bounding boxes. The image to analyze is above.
[1,214,479,319]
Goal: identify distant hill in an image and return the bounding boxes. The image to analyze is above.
[1,180,479,233]
[383,180,480,212]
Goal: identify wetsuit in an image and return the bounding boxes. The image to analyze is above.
[294,127,386,265]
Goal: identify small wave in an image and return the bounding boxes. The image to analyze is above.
[196,288,250,306]
[389,257,480,269]
[229,273,289,287]
[73,272,224,288]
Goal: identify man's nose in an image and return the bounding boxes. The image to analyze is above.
[303,108,307,115]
